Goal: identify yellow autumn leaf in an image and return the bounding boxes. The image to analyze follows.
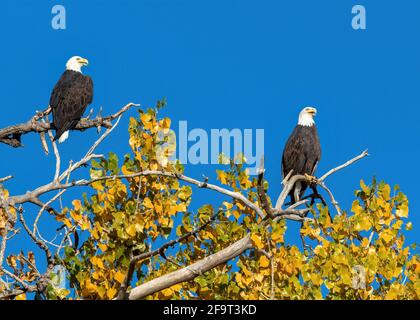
[140,113,152,125]
[177,203,187,212]
[351,200,364,215]
[259,255,270,268]
[254,273,264,283]
[91,181,104,191]
[150,161,159,171]
[28,252,35,264]
[7,255,17,269]
[242,276,252,286]
[380,184,391,201]
[81,217,91,231]
[232,210,241,220]
[107,287,117,299]
[135,222,144,233]
[161,288,173,298]
[114,271,126,284]
[126,224,137,237]
[396,204,409,218]
[63,218,73,229]
[161,118,171,132]
[70,210,82,222]
[15,293,26,300]
[361,237,370,248]
[360,216,372,231]
[170,284,182,291]
[360,180,370,193]
[92,227,100,240]
[310,273,323,286]
[121,165,133,175]
[143,197,154,209]
[98,243,107,252]
[251,233,264,249]
[92,271,101,280]
[72,199,82,211]
[96,286,106,299]
[271,225,284,242]
[380,229,394,243]
[217,170,228,184]
[284,263,294,276]
[91,256,104,269]
[223,201,233,210]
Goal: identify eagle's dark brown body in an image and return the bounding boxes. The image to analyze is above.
[282,124,321,203]
[50,70,93,141]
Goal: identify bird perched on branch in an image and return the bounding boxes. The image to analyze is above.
[282,107,321,204]
[49,56,93,143]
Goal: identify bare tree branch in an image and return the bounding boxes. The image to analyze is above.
[275,150,369,210]
[0,226,8,268]
[0,176,13,184]
[9,170,267,221]
[127,235,254,300]
[47,130,61,183]
[318,149,369,182]
[18,208,54,269]
[0,103,139,147]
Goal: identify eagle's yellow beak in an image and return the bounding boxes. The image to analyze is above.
[308,107,317,115]
[77,58,89,66]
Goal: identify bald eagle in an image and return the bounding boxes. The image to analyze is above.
[282,107,321,204]
[50,56,93,143]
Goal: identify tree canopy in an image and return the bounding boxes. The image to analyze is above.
[0,102,418,300]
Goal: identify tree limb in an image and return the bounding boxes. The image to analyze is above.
[275,150,369,210]
[127,235,253,300]
[0,103,139,147]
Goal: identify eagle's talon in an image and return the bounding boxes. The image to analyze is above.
[304,173,318,185]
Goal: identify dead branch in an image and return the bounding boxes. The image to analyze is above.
[0,103,139,148]
[127,235,254,300]
[8,170,267,221]
[275,150,369,210]
[0,176,13,184]
[18,208,54,269]
[318,149,369,182]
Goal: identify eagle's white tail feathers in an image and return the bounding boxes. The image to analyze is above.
[58,131,69,143]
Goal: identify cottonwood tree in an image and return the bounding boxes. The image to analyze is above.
[0,100,418,300]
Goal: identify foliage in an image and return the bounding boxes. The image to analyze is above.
[227,179,419,300]
[1,101,418,300]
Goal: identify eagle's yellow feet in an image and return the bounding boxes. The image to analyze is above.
[304,174,318,185]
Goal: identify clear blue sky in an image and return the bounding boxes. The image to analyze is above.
[0,0,418,272]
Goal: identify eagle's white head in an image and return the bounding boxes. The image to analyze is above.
[298,107,317,127]
[66,56,89,73]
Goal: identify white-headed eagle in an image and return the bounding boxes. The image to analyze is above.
[282,107,321,204]
[50,56,93,143]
